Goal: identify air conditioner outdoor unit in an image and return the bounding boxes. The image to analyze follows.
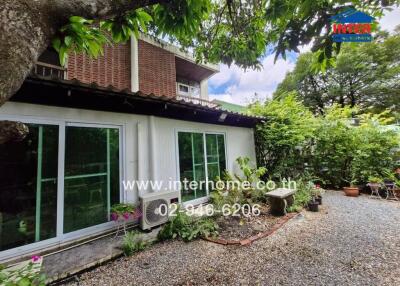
[139,190,180,230]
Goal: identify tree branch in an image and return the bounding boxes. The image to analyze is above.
[0,0,168,107]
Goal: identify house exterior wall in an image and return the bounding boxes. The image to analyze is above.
[67,43,131,90]
[0,102,255,260]
[153,117,256,185]
[137,40,176,97]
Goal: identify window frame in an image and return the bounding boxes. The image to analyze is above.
[175,129,227,205]
[0,115,124,260]
[176,82,201,98]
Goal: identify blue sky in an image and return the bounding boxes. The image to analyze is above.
[208,7,400,105]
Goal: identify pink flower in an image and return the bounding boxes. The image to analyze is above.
[111,212,119,221]
[31,255,41,263]
[123,212,130,220]
[132,209,142,219]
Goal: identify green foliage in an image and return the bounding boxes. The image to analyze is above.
[0,261,45,286]
[274,30,400,118]
[311,105,358,188]
[111,203,135,215]
[158,208,218,242]
[122,230,147,256]
[287,180,314,213]
[101,9,153,43]
[312,106,398,187]
[51,1,395,71]
[52,16,109,65]
[367,176,383,183]
[251,96,399,188]
[210,157,267,208]
[349,113,399,184]
[152,0,211,46]
[249,94,318,178]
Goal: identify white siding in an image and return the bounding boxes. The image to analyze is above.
[0,102,256,204]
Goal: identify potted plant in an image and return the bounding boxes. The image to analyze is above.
[312,184,324,205]
[307,196,319,212]
[343,178,359,197]
[368,176,383,185]
[110,203,141,236]
[307,184,320,212]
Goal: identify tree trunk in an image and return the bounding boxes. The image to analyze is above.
[0,121,29,144]
[0,0,166,107]
[0,0,166,144]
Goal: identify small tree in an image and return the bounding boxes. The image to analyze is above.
[249,93,318,179]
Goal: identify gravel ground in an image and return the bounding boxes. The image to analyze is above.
[60,191,400,286]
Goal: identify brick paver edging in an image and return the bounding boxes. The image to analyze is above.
[203,212,298,246]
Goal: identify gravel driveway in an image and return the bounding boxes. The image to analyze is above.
[60,191,400,286]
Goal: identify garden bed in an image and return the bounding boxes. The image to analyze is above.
[206,204,297,245]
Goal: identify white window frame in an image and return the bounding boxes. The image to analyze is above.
[0,115,124,261]
[176,82,200,98]
[175,129,227,206]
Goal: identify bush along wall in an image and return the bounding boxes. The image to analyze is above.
[249,97,400,188]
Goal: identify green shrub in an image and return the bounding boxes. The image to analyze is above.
[158,209,218,242]
[249,94,318,179]
[210,157,267,208]
[0,259,46,286]
[287,180,314,213]
[350,112,399,184]
[251,98,399,188]
[122,230,147,256]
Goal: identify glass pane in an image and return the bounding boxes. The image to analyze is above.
[217,134,226,174]
[190,87,200,97]
[64,127,119,233]
[206,134,226,181]
[0,124,58,251]
[179,85,189,93]
[178,132,206,202]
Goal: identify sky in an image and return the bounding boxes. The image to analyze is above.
[208,7,400,105]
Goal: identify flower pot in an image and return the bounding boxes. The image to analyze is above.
[308,201,319,212]
[314,195,322,205]
[343,186,359,197]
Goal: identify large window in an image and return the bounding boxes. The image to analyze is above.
[0,122,121,253]
[64,126,120,233]
[177,132,226,202]
[0,124,58,251]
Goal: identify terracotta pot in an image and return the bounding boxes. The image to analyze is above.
[343,186,359,197]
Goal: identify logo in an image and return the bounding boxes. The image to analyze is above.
[330,9,375,42]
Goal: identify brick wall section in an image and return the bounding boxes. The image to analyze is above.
[67,43,131,90]
[138,40,176,97]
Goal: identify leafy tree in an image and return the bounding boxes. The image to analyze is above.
[350,112,399,184]
[248,93,318,178]
[274,29,400,117]
[250,98,399,188]
[1,0,398,108]
[311,105,360,187]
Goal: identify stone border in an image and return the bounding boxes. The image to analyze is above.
[203,212,298,246]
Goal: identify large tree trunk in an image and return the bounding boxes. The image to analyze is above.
[0,0,166,107]
[0,0,166,143]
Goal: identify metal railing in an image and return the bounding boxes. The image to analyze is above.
[32,62,66,79]
[176,94,219,108]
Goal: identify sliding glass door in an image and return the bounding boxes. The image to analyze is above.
[64,126,120,233]
[0,124,58,251]
[0,121,122,254]
[177,132,226,203]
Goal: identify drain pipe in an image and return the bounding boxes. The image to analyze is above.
[148,115,157,191]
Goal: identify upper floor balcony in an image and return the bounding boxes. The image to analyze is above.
[32,61,66,79]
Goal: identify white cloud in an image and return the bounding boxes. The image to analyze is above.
[209,7,400,105]
[380,7,400,32]
[209,55,295,105]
